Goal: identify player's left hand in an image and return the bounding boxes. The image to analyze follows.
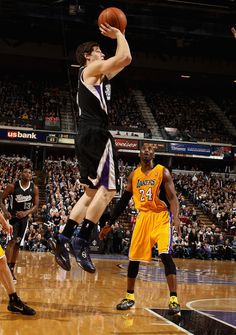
[231,27,236,39]
[173,217,181,236]
[99,23,121,39]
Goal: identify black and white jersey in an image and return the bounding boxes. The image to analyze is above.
[77,67,111,129]
[75,67,118,190]
[9,180,34,218]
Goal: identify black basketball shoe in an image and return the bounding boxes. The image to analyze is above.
[47,237,57,255]
[54,235,71,271]
[70,237,96,273]
[8,297,36,315]
[116,298,135,310]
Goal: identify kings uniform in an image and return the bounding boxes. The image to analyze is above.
[129,164,173,261]
[76,67,118,190]
[9,180,35,242]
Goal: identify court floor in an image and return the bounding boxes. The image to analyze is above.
[0,251,235,335]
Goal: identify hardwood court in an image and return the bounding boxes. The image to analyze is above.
[0,251,235,335]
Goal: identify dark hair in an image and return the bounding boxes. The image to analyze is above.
[75,41,100,66]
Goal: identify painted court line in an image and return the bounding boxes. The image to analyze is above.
[186,298,236,330]
[145,308,194,335]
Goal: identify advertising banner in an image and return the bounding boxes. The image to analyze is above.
[0,129,75,145]
[169,142,211,156]
[0,127,234,162]
[111,129,144,138]
[0,129,46,142]
[114,138,139,150]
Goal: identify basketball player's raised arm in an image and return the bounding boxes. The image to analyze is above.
[104,25,132,79]
[162,168,181,234]
[85,25,131,79]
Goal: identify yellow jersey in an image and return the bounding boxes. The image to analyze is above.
[132,164,168,213]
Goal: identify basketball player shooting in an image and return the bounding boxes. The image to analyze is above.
[48,11,132,274]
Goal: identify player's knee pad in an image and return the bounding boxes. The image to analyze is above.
[160,253,176,276]
[128,261,140,278]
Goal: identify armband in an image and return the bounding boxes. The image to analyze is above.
[110,190,132,224]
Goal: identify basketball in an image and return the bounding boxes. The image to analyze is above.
[98,7,127,33]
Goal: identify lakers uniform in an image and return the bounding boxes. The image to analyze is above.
[0,245,5,259]
[76,67,118,190]
[9,180,35,241]
[129,164,173,261]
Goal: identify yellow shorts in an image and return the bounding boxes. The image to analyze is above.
[129,210,172,262]
[0,245,5,259]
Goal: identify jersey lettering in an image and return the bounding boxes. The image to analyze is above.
[137,179,155,187]
[139,187,153,202]
[24,202,32,210]
[15,194,32,203]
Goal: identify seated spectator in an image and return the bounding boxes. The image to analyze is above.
[121,230,131,255]
[222,239,233,260]
[197,240,212,260]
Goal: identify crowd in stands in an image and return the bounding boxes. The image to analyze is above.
[143,87,235,144]
[172,192,236,260]
[0,77,65,129]
[0,76,235,145]
[0,155,235,260]
[108,87,147,130]
[174,172,236,233]
[214,93,236,129]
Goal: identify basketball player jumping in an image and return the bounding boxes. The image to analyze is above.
[109,144,181,315]
[0,167,39,282]
[48,23,132,274]
[0,212,36,315]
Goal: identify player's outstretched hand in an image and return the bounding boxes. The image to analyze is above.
[99,23,121,39]
[173,217,181,236]
[231,27,236,39]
